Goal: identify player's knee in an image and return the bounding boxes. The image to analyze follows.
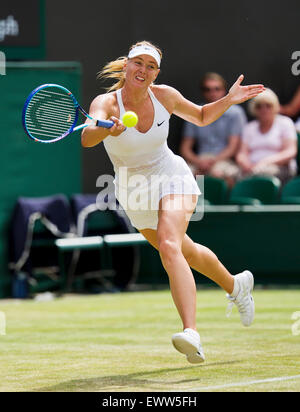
[158,238,181,263]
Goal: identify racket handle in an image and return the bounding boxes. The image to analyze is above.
[96,119,114,128]
[73,119,114,133]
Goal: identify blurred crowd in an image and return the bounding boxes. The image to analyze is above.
[180,72,300,187]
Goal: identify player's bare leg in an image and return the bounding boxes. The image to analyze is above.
[140,194,205,363]
[140,194,254,363]
[156,194,198,331]
[141,226,235,295]
[141,227,254,328]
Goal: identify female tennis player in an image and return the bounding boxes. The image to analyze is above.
[82,41,265,364]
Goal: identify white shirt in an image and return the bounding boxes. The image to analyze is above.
[242,114,297,164]
[103,87,170,169]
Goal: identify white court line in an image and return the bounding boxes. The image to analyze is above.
[183,374,300,391]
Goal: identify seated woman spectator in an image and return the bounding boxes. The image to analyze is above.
[236,88,298,183]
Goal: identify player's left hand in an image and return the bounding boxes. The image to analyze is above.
[228,75,265,104]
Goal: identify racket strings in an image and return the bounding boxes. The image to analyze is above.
[25,87,77,141]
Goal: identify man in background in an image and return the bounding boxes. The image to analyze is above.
[180,72,247,187]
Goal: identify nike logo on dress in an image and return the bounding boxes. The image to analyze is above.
[157,121,165,127]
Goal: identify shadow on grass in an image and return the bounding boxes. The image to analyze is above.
[34,360,241,392]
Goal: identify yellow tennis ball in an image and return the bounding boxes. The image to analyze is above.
[122,111,138,128]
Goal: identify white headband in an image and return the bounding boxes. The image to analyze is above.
[128,45,161,68]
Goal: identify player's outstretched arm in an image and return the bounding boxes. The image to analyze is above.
[171,75,265,127]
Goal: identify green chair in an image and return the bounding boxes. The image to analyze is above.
[55,236,105,291]
[56,196,149,292]
[281,176,300,204]
[229,176,281,205]
[201,176,228,205]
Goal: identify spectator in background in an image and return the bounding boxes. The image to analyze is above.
[280,85,300,118]
[180,72,247,187]
[236,88,297,183]
[280,85,300,132]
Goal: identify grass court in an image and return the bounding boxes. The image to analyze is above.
[0,288,299,392]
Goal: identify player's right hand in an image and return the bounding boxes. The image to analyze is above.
[108,116,126,137]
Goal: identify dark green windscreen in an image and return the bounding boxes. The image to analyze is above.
[0,62,82,297]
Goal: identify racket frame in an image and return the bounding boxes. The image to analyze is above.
[22,83,114,143]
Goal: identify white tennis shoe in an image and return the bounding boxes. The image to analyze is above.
[172,328,205,364]
[226,270,255,327]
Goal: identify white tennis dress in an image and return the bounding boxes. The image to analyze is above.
[103,87,200,230]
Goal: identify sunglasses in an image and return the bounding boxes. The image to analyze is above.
[255,103,273,109]
[201,86,224,93]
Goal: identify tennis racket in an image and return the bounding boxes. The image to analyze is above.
[22,84,115,143]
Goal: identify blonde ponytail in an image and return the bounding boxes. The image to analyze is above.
[97,56,127,92]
